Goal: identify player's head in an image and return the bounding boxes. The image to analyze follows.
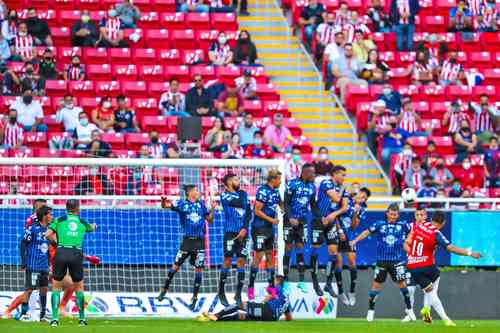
[37,205,52,226]
[267,169,282,189]
[301,163,315,182]
[223,173,240,191]
[385,203,400,223]
[275,275,285,288]
[33,198,47,212]
[415,206,427,224]
[431,211,446,229]
[66,199,80,214]
[331,165,346,185]
[184,185,200,201]
[356,187,371,204]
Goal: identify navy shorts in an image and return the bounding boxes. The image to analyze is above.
[409,265,440,290]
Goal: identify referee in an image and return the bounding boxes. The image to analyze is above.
[46,200,96,327]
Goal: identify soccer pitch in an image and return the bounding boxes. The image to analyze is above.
[1,319,500,333]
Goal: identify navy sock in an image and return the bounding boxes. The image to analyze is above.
[236,268,245,295]
[249,267,258,288]
[20,302,29,316]
[400,287,412,310]
[368,290,380,310]
[163,268,176,290]
[349,267,357,293]
[40,293,47,317]
[283,251,291,280]
[296,249,305,282]
[193,272,202,298]
[267,268,275,287]
[334,269,344,294]
[327,255,336,284]
[218,268,228,294]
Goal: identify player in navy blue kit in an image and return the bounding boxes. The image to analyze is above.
[335,187,371,307]
[199,275,292,322]
[158,185,217,310]
[218,173,251,306]
[313,165,350,301]
[18,206,52,322]
[248,169,282,301]
[283,163,319,293]
[351,203,416,322]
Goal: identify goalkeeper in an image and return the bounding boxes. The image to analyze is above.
[46,200,96,327]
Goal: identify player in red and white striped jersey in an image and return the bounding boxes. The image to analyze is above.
[442,100,471,134]
[0,109,24,149]
[11,22,35,62]
[98,8,127,48]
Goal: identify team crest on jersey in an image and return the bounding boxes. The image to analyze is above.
[68,222,78,231]
[188,213,201,222]
[39,243,49,254]
[235,208,244,216]
[384,235,397,245]
[298,197,309,205]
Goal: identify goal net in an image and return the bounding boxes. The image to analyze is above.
[0,157,285,313]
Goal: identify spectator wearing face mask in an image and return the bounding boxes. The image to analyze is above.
[98,7,129,48]
[10,89,47,132]
[284,146,304,181]
[405,156,426,191]
[315,12,337,62]
[484,136,500,188]
[56,94,83,135]
[442,99,471,135]
[263,113,292,153]
[209,32,233,66]
[313,146,334,176]
[458,157,480,188]
[393,143,414,193]
[417,175,438,200]
[470,94,499,144]
[2,10,19,45]
[19,62,43,95]
[114,94,139,133]
[25,8,53,46]
[233,30,258,65]
[421,140,439,170]
[235,69,257,100]
[64,55,85,81]
[91,96,115,132]
[39,49,59,81]
[147,130,179,158]
[377,84,402,115]
[449,179,463,198]
[159,78,188,117]
[75,112,99,149]
[299,0,326,47]
[244,131,274,158]
[237,113,259,146]
[429,157,454,189]
[11,22,35,63]
[367,0,391,32]
[367,99,392,154]
[72,10,99,47]
[476,0,499,32]
[438,51,464,86]
[0,109,24,149]
[381,116,409,172]
[115,0,141,28]
[454,119,478,163]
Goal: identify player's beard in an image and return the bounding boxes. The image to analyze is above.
[233,184,240,191]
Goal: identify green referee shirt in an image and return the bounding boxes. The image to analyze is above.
[49,213,93,250]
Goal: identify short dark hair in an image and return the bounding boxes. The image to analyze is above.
[411,157,421,163]
[360,187,371,198]
[490,136,498,143]
[116,94,126,101]
[428,140,436,146]
[424,175,433,181]
[37,206,52,222]
[302,163,315,172]
[169,77,179,84]
[33,198,47,210]
[66,199,80,212]
[331,165,346,175]
[432,211,446,224]
[387,203,399,212]
[344,42,353,48]
[415,205,426,212]
[254,131,263,137]
[223,173,237,186]
[184,184,196,194]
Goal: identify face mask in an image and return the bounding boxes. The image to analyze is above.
[108,9,117,17]
[254,138,262,145]
[292,155,301,163]
[310,3,317,8]
[328,22,335,26]
[403,149,412,156]
[449,57,457,63]
[461,126,470,132]
[218,36,227,44]
[79,118,88,126]
[383,88,391,96]
[23,95,33,104]
[319,153,328,160]
[9,15,16,20]
[151,137,159,144]
[8,116,16,124]
[103,101,112,109]
[81,15,90,23]
[240,37,249,43]
[424,182,432,187]
[73,62,80,67]
[436,163,444,169]
[452,184,461,192]
[463,163,471,170]
[429,35,438,43]
[18,31,27,37]
[65,103,74,109]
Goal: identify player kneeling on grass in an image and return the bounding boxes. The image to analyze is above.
[158,185,217,310]
[199,276,292,322]
[46,200,97,327]
[405,211,481,327]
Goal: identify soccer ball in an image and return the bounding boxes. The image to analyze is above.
[401,188,417,204]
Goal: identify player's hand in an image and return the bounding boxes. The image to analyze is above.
[470,252,481,259]
[289,218,299,227]
[349,240,357,248]
[237,229,247,240]
[161,197,172,209]
[92,223,97,231]
[322,217,330,226]
[210,200,218,210]
[339,233,346,242]
[271,218,279,225]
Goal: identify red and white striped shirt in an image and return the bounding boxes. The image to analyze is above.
[148,143,165,159]
[210,43,232,64]
[285,159,302,181]
[343,23,371,43]
[334,10,351,27]
[439,60,463,81]
[399,110,419,133]
[2,122,24,148]
[474,108,494,133]
[412,61,435,82]
[476,4,498,29]
[397,0,411,24]
[209,0,224,7]
[316,23,337,45]
[468,0,485,16]
[374,113,392,133]
[104,17,121,40]
[411,171,423,190]
[14,33,34,60]
[65,64,84,81]
[446,111,470,134]
[394,152,413,175]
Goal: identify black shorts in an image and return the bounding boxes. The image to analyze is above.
[175,237,205,269]
[338,238,356,253]
[223,232,248,258]
[25,271,49,290]
[252,228,274,252]
[246,302,276,321]
[311,220,338,246]
[409,265,441,290]
[284,218,307,245]
[374,261,408,283]
[53,247,84,283]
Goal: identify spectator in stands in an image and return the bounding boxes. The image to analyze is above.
[235,69,257,100]
[397,98,424,136]
[484,136,500,188]
[159,78,188,117]
[0,109,24,149]
[331,43,366,101]
[313,146,334,176]
[367,0,391,32]
[352,30,375,63]
[0,33,11,62]
[114,95,139,133]
[0,61,20,95]
[264,113,292,153]
[10,89,47,132]
[71,10,99,47]
[367,99,392,154]
[470,94,498,144]
[285,146,304,180]
[177,0,210,13]
[25,8,53,46]
[56,94,83,135]
[19,62,43,96]
[208,32,233,66]
[10,22,35,62]
[454,119,478,162]
[393,143,414,193]
[209,0,235,13]
[86,130,112,158]
[237,113,258,146]
[205,116,232,153]
[381,116,409,171]
[360,49,389,84]
[416,33,448,65]
[430,157,454,189]
[91,96,115,133]
[442,99,470,134]
[458,157,479,188]
[410,50,437,86]
[185,74,216,117]
[315,12,336,62]
[2,9,19,45]
[63,55,85,81]
[449,0,473,32]
[115,0,141,28]
[233,30,258,66]
[377,84,402,115]
[299,0,326,47]
[224,133,245,159]
[344,11,371,43]
[476,1,499,32]
[216,82,244,117]
[147,130,179,158]
[39,49,59,82]
[438,50,464,86]
[245,130,273,158]
[75,111,99,149]
[417,175,438,200]
[98,8,129,48]
[390,0,419,51]
[324,31,345,67]
[405,156,426,190]
[233,0,249,16]
[335,1,351,26]
[449,179,463,198]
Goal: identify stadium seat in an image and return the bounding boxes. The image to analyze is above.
[121,81,148,97]
[145,29,170,49]
[211,13,238,31]
[87,64,112,81]
[83,48,109,64]
[161,12,185,29]
[138,65,165,82]
[109,48,133,64]
[69,81,96,97]
[186,13,211,30]
[24,132,48,148]
[125,133,152,150]
[113,64,139,81]
[95,81,122,97]
[158,48,182,65]
[133,98,159,116]
[102,132,126,150]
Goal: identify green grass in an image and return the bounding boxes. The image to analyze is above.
[1,318,500,333]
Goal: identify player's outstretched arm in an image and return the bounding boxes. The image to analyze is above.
[446,245,481,259]
[350,229,371,247]
[255,201,278,225]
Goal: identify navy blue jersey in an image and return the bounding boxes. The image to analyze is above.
[417,186,438,198]
[317,179,349,217]
[221,190,251,233]
[21,222,49,272]
[339,199,367,238]
[253,184,281,229]
[265,285,291,320]
[369,220,411,262]
[172,200,209,239]
[284,178,316,219]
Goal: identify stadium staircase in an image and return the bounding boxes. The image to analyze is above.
[240,0,390,195]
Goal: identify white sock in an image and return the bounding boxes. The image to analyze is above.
[28,290,39,320]
[429,287,450,321]
[423,291,431,308]
[408,286,416,309]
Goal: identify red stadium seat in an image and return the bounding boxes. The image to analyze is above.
[171,29,197,50]
[44,115,64,132]
[87,64,112,81]
[45,80,68,96]
[197,30,218,51]
[158,48,182,65]
[447,85,472,102]
[83,48,109,64]
[216,66,241,84]
[148,81,171,97]
[133,98,159,116]
[113,64,138,81]
[95,81,122,97]
[469,51,492,69]
[165,65,190,82]
[186,12,211,30]
[432,136,455,155]
[33,148,60,158]
[161,12,185,29]
[133,48,157,65]
[24,132,48,148]
[138,11,160,29]
[211,13,238,30]
[190,65,216,81]
[243,100,263,117]
[69,81,95,97]
[125,132,151,150]
[407,136,428,156]
[53,0,75,10]
[181,49,205,65]
[51,27,71,46]
[121,81,148,97]
[141,115,170,133]
[145,29,170,49]
[102,132,126,150]
[138,65,165,81]
[256,83,279,101]
[420,85,446,103]
[76,0,100,11]
[154,0,176,12]
[109,48,132,64]
[58,46,82,63]
[58,10,81,25]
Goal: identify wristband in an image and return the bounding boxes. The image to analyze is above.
[338,229,344,234]
[467,250,472,256]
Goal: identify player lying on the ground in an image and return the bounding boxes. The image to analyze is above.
[199,275,292,322]
[158,185,217,310]
[405,211,481,327]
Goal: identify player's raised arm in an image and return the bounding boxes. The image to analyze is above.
[446,244,481,259]
[206,200,217,224]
